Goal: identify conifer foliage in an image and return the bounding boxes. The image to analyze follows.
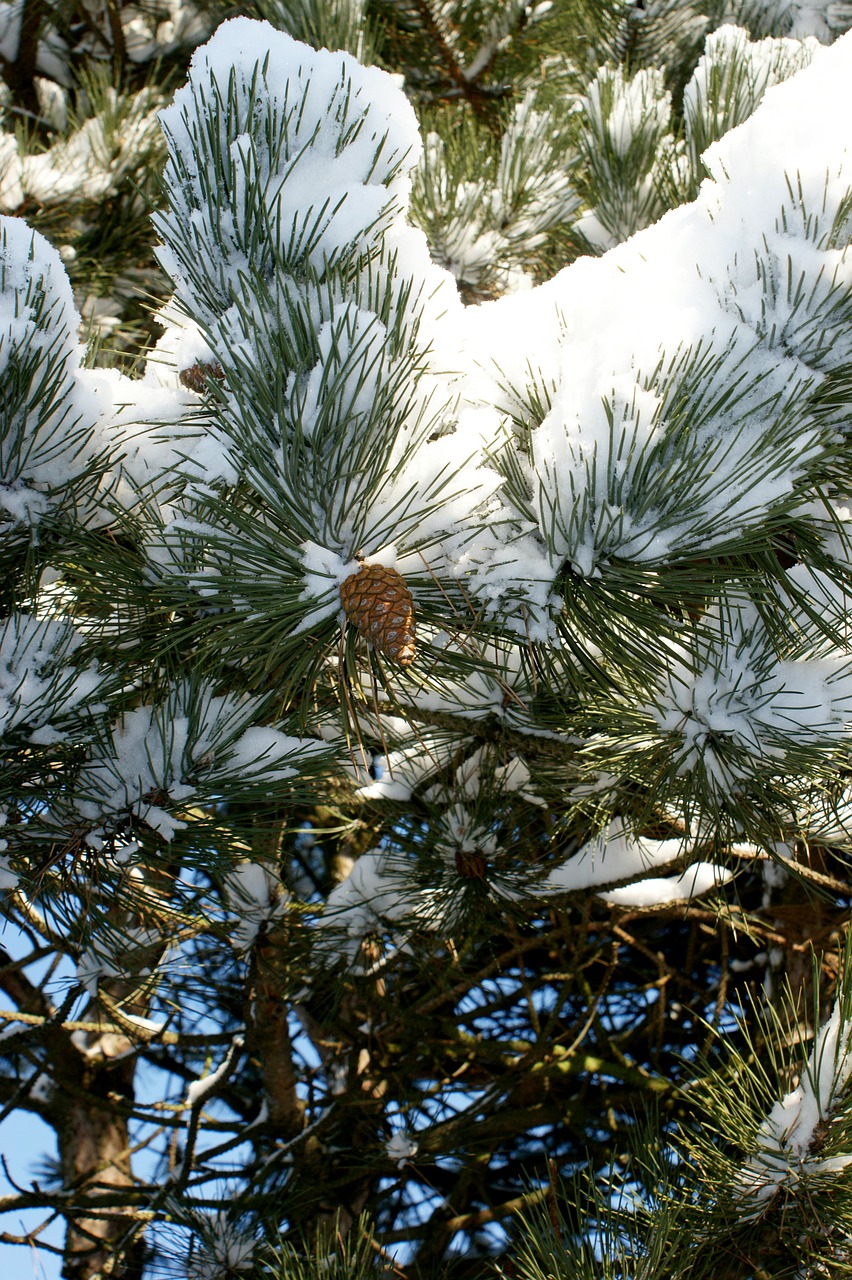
[4,2,852,1278]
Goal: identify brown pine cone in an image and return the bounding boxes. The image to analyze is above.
[179,360,226,393]
[455,848,488,879]
[339,563,416,665]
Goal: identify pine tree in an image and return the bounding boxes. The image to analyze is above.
[4,3,852,1278]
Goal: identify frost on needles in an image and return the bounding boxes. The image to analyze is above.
[150,18,497,646]
[5,10,852,1276]
[1,15,852,936]
[141,17,852,848]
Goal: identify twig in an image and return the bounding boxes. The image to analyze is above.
[170,1035,245,1192]
[442,1185,550,1236]
[545,1158,561,1237]
[0,1008,235,1048]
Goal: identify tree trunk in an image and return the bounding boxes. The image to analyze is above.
[55,1053,141,1280]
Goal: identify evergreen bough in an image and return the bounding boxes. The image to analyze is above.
[2,3,852,1278]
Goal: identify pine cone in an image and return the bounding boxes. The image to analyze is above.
[339,564,416,665]
[179,360,225,392]
[455,848,488,879]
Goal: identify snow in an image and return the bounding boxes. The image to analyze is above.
[386,1130,418,1166]
[156,17,425,303]
[683,25,819,159]
[28,1073,53,1104]
[0,1,19,60]
[78,292,123,338]
[317,811,730,960]
[0,613,103,745]
[0,216,200,538]
[394,629,535,722]
[318,850,412,960]
[67,681,326,840]
[0,88,162,215]
[574,63,673,250]
[699,32,852,210]
[0,220,87,502]
[34,76,67,130]
[185,1035,244,1107]
[287,306,391,442]
[414,89,579,291]
[645,597,852,791]
[122,0,210,62]
[224,861,288,951]
[186,1213,255,1280]
[76,925,165,995]
[456,27,852,633]
[438,803,501,863]
[740,995,852,1205]
[0,810,16,890]
[539,820,734,904]
[783,0,852,40]
[3,15,852,1008]
[541,819,689,895]
[349,718,461,802]
[119,1012,167,1034]
[604,861,732,907]
[0,134,22,209]
[152,17,501,638]
[0,0,68,81]
[317,842,475,964]
[0,0,207,86]
[583,64,671,162]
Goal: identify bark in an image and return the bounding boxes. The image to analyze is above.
[0,0,46,114]
[54,1053,141,1280]
[53,867,174,1277]
[769,842,844,1034]
[247,926,305,1139]
[1,932,143,1276]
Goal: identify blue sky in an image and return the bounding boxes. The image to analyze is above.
[0,1107,63,1280]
